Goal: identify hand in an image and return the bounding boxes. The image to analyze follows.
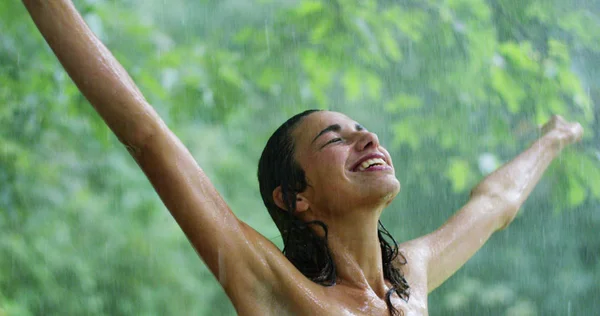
[540,115,584,151]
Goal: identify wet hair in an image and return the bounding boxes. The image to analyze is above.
[257,109,410,315]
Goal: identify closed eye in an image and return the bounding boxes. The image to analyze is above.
[322,137,342,148]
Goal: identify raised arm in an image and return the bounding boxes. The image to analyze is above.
[23,0,157,146]
[401,115,583,293]
[23,0,283,298]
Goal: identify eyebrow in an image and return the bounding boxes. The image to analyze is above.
[311,123,365,144]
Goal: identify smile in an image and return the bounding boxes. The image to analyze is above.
[356,158,388,171]
[350,153,392,172]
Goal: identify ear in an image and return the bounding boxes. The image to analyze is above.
[272,186,310,213]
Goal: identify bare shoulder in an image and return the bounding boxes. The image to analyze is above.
[226,241,332,315]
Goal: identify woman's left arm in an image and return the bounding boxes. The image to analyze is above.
[401,115,583,293]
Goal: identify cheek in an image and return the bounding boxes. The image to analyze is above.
[319,150,346,170]
[300,147,349,187]
[316,155,349,187]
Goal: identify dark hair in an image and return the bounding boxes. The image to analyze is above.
[257,109,410,315]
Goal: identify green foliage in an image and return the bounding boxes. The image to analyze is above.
[1,0,599,315]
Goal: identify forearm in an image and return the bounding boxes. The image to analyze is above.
[471,132,563,229]
[23,0,159,146]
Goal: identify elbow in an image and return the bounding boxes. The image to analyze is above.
[117,106,164,155]
[119,118,163,157]
[470,188,521,231]
[497,206,520,231]
[121,130,155,157]
[470,181,504,198]
[470,183,521,209]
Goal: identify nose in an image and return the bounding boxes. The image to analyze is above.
[354,131,380,151]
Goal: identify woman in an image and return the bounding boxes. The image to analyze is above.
[22,1,583,315]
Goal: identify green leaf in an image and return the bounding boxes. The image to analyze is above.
[365,73,382,100]
[548,39,570,64]
[499,42,539,73]
[342,68,362,101]
[380,28,402,61]
[295,0,324,17]
[446,158,472,192]
[490,68,526,113]
[567,176,586,206]
[311,18,334,42]
[391,121,420,150]
[570,154,600,199]
[384,93,423,112]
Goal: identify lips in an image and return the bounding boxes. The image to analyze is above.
[349,152,390,172]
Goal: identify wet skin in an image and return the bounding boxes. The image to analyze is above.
[267,111,430,315]
[22,1,584,315]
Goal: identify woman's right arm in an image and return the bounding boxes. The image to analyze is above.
[23,0,156,146]
[22,0,286,298]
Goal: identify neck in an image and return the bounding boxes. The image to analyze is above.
[314,207,388,298]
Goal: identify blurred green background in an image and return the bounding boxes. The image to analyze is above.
[1,0,599,315]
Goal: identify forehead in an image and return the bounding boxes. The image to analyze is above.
[293,111,357,146]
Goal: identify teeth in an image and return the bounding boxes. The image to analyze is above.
[357,158,387,171]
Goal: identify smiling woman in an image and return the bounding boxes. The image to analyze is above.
[20,0,587,315]
[257,109,410,314]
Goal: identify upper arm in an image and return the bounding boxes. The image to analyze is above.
[401,194,509,293]
[24,0,283,295]
[132,125,283,293]
[23,0,156,144]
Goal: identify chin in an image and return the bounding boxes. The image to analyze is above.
[360,176,401,207]
[382,178,401,204]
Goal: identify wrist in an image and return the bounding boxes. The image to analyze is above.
[539,130,566,153]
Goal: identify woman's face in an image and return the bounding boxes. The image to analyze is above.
[291,111,400,217]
